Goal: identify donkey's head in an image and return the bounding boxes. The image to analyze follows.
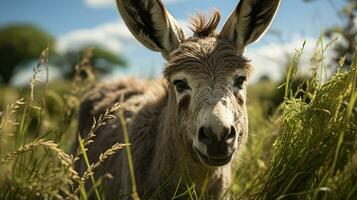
[117,0,280,167]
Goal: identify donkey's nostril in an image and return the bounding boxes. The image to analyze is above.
[225,126,236,144]
[198,127,211,145]
[221,127,230,140]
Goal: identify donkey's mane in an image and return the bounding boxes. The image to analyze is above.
[190,10,221,38]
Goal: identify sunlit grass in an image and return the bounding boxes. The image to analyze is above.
[0,41,356,199]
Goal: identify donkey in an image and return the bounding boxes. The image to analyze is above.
[74,0,280,199]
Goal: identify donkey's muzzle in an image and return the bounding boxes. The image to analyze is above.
[196,125,237,166]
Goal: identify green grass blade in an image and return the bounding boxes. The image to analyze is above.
[78,135,101,200]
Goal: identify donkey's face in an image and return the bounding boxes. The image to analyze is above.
[117,0,280,166]
[164,37,251,166]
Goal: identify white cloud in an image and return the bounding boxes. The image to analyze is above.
[246,36,336,82]
[84,0,185,9]
[56,20,163,79]
[84,0,114,8]
[56,21,134,54]
[56,18,192,55]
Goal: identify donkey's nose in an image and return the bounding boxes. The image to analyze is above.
[198,126,236,144]
[198,126,237,159]
[198,125,236,158]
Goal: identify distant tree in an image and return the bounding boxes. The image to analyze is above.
[57,46,127,79]
[0,24,54,84]
[304,0,356,70]
[258,75,272,83]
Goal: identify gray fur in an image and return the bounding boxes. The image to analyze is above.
[73,0,280,199]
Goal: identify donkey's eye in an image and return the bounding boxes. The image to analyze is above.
[233,76,246,90]
[173,80,190,92]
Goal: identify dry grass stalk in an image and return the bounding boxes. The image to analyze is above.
[30,48,49,102]
[81,142,127,182]
[0,139,79,180]
[0,98,25,136]
[74,102,121,158]
[72,102,124,198]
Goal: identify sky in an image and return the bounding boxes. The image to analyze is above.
[0,0,346,83]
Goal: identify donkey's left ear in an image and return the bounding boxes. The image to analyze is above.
[220,0,281,54]
[116,0,186,59]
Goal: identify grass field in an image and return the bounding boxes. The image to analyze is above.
[0,42,356,199]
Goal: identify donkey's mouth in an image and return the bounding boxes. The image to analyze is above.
[193,146,233,167]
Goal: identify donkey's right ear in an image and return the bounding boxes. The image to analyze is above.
[116,0,186,59]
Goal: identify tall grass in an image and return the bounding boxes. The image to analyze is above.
[233,42,357,199]
[0,41,356,199]
[0,48,126,199]
[257,51,356,200]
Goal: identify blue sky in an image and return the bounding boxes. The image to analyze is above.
[0,0,346,82]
